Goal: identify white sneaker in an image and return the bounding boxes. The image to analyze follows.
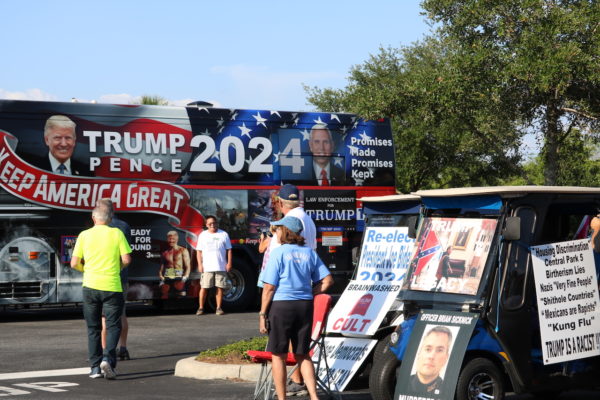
[89,366,102,379]
[100,360,117,380]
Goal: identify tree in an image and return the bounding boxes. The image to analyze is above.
[138,95,169,105]
[306,38,523,192]
[422,0,600,185]
[504,133,600,186]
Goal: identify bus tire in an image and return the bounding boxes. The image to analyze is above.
[456,357,504,400]
[209,260,257,312]
[369,342,398,400]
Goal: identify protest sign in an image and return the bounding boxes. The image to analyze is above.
[531,239,600,364]
[394,310,478,400]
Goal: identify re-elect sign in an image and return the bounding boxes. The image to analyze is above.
[327,227,414,336]
[355,227,414,282]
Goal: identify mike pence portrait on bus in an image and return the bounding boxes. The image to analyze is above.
[302,124,346,186]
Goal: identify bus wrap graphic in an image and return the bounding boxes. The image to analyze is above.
[0,100,396,307]
[0,130,204,246]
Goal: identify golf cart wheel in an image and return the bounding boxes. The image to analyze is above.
[456,357,504,400]
[369,341,398,400]
[372,332,393,365]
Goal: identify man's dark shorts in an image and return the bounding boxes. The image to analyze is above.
[266,300,313,355]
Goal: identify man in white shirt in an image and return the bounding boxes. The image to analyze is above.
[195,215,232,316]
[277,184,316,250]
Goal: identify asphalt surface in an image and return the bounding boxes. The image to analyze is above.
[0,303,372,399]
[1,303,599,399]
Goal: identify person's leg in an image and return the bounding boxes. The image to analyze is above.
[173,279,186,296]
[214,272,227,314]
[160,282,170,299]
[119,315,128,348]
[198,272,212,312]
[289,341,303,384]
[117,313,130,360]
[288,300,312,391]
[82,287,103,369]
[296,355,318,400]
[102,291,124,368]
[198,288,207,310]
[271,353,288,400]
[101,316,107,349]
[215,287,223,310]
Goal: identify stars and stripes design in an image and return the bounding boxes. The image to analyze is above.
[185,106,393,185]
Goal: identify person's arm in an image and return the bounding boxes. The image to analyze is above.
[196,250,203,273]
[182,248,191,279]
[258,234,271,253]
[312,274,334,295]
[70,256,84,272]
[226,248,232,272]
[259,283,276,334]
[590,216,600,250]
[121,253,131,269]
[158,258,166,281]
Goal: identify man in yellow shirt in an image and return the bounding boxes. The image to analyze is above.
[71,201,132,380]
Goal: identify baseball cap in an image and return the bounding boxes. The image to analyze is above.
[278,184,299,201]
[271,216,303,233]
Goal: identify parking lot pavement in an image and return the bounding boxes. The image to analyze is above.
[1,305,598,399]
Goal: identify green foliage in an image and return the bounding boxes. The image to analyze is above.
[306,1,600,188]
[196,336,268,362]
[306,41,523,192]
[138,95,169,105]
[422,0,600,185]
[502,133,600,186]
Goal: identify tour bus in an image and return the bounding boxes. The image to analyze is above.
[0,99,395,311]
[370,187,600,400]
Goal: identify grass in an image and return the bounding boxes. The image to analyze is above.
[196,335,268,364]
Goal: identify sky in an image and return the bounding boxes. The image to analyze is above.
[0,1,431,111]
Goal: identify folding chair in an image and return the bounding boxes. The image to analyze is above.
[247,293,341,400]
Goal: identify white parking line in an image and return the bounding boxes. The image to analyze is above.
[0,368,88,381]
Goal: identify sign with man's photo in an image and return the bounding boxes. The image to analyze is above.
[394,310,478,400]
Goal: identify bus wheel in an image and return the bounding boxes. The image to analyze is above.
[209,260,257,312]
[369,342,398,400]
[456,357,504,400]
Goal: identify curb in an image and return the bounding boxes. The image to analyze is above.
[174,356,262,382]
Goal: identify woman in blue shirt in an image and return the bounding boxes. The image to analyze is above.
[259,215,333,400]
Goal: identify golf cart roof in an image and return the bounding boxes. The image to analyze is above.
[414,186,600,198]
[359,194,421,202]
[359,194,421,215]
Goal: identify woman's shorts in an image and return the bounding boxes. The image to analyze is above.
[201,271,228,289]
[266,300,313,355]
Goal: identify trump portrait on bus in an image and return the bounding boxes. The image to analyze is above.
[22,115,93,176]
